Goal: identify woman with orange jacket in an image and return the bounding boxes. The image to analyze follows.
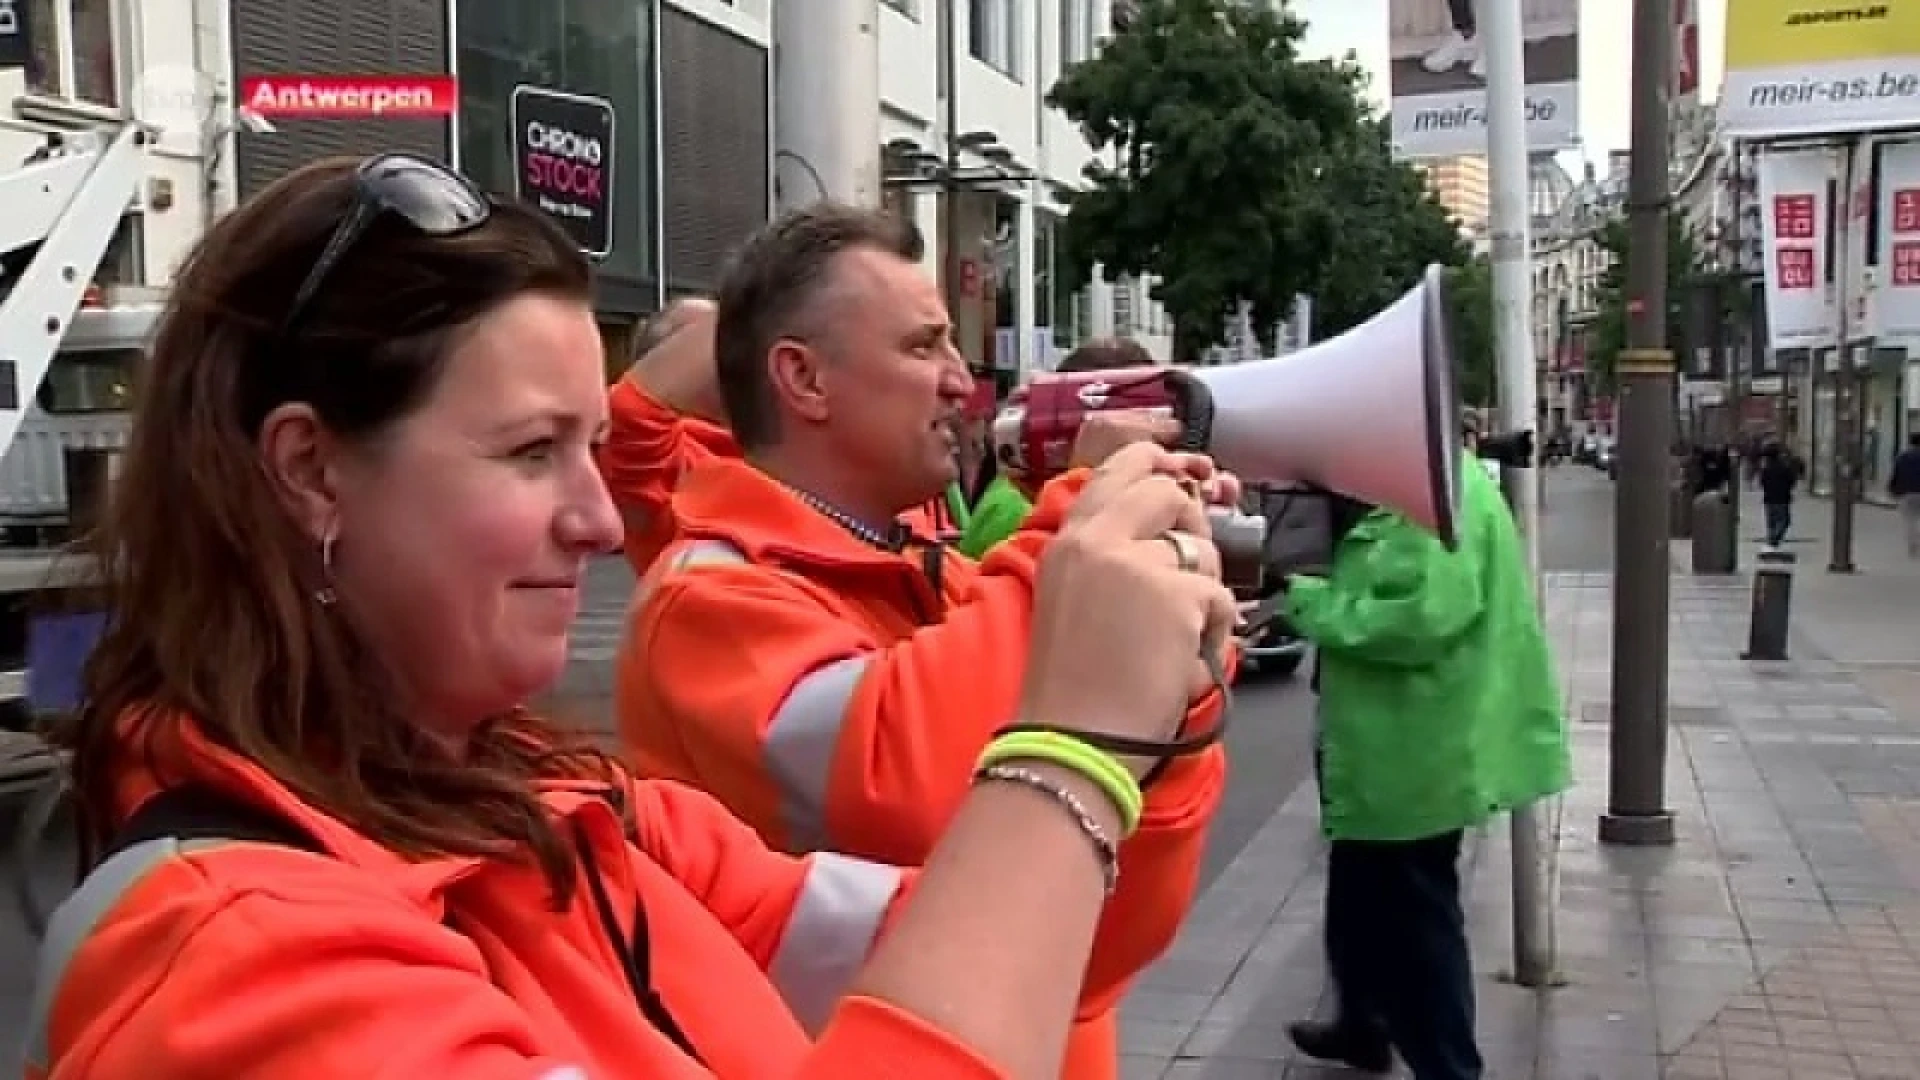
[25,154,1239,1080]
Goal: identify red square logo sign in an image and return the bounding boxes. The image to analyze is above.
[1894,241,1920,286]
[1773,194,1818,240]
[1896,189,1920,234]
[1776,246,1816,289]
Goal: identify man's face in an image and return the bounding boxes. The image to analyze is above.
[812,247,973,509]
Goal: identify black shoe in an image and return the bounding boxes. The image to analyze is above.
[1287,1020,1393,1073]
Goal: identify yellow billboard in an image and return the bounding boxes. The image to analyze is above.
[1723,2,1920,136]
[1728,3,1920,66]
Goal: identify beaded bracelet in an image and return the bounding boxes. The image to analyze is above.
[974,762,1121,894]
[978,729,1144,836]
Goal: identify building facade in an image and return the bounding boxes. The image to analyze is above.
[1530,155,1618,437]
[11,0,1150,381]
[777,0,1173,376]
[219,0,771,365]
[1421,154,1490,237]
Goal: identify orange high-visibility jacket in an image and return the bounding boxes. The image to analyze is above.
[598,378,741,575]
[27,714,1170,1079]
[616,457,1230,1080]
[597,381,954,576]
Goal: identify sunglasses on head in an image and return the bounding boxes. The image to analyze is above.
[279,152,492,337]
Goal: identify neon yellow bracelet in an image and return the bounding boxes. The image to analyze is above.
[978,730,1144,836]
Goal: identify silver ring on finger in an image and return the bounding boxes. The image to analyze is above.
[1159,529,1201,573]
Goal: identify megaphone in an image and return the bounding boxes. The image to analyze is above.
[994,264,1463,548]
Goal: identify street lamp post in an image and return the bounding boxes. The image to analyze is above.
[1600,0,1678,849]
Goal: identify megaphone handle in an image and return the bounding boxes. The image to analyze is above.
[1162,370,1216,456]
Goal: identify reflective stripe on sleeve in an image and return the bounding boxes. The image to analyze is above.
[22,837,232,1073]
[767,852,904,1036]
[762,655,870,852]
[625,539,750,623]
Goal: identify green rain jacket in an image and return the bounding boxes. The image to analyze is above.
[1284,452,1570,842]
[946,475,1034,560]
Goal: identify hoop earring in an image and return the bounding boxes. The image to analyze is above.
[316,525,338,607]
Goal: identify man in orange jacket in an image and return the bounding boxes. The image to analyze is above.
[598,296,958,576]
[617,204,1230,1080]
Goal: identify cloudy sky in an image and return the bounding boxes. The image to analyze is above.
[1292,0,1730,160]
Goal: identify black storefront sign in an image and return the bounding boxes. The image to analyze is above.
[511,86,616,260]
[0,0,31,68]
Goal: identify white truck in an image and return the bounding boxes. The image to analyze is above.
[0,118,156,717]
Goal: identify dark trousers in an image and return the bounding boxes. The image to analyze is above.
[1447,0,1477,33]
[1325,831,1483,1080]
[1764,501,1792,546]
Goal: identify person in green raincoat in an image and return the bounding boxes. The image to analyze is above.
[946,464,1032,560]
[1280,451,1570,1080]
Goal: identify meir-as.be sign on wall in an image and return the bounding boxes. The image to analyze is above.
[511,85,616,260]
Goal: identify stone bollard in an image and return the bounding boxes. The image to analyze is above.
[1742,549,1795,662]
[1690,492,1736,574]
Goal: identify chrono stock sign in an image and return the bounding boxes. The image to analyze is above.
[511,86,616,260]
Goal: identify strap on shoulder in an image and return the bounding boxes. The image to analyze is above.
[104,784,321,860]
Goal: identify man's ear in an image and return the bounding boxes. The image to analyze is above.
[256,401,344,541]
[767,338,831,425]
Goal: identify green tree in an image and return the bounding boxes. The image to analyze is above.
[1443,255,1497,407]
[1310,118,1472,339]
[1587,212,1709,391]
[1045,0,1369,361]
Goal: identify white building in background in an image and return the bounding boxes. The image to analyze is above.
[1530,156,1621,435]
[774,0,1174,376]
[0,0,227,291]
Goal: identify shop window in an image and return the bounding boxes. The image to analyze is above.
[598,318,636,385]
[36,349,135,415]
[993,198,1019,340]
[969,0,1021,80]
[21,0,118,106]
[1033,211,1056,334]
[1059,0,1094,68]
[456,0,656,286]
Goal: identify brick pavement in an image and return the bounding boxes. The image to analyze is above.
[1118,554,1920,1079]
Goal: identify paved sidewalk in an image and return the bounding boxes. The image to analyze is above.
[1703,489,1919,671]
[1119,562,1920,1078]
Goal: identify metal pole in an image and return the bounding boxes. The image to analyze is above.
[1829,138,1863,573]
[1480,0,1554,988]
[937,0,964,344]
[1720,275,1743,549]
[1600,0,1678,849]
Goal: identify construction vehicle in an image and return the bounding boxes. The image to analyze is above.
[0,112,160,934]
[0,117,157,717]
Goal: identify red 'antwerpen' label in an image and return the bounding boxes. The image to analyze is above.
[240,76,459,117]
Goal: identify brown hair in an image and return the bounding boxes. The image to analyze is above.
[53,157,617,905]
[714,202,924,449]
[1056,336,1156,373]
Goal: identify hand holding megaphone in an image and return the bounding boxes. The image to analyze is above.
[1065,408,1182,470]
[1020,443,1240,776]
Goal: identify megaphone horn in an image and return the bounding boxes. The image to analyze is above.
[993,265,1463,548]
[1191,263,1463,547]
